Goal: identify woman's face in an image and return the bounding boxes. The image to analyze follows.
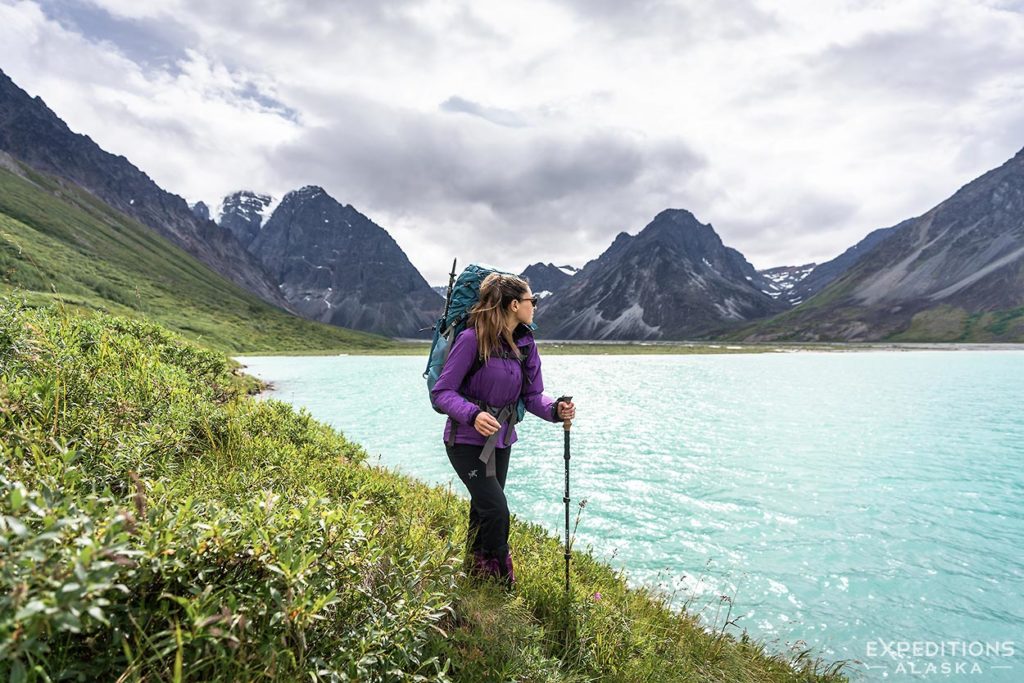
[510,286,536,327]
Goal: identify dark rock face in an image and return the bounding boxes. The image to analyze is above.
[750,148,1024,341]
[534,209,788,339]
[248,186,441,338]
[519,262,578,298]
[0,68,289,309]
[190,201,210,221]
[217,191,273,248]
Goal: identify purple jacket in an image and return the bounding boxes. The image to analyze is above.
[431,323,560,448]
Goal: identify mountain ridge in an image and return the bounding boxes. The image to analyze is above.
[0,68,289,310]
[744,147,1024,341]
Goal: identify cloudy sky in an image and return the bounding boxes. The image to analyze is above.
[2,0,1023,284]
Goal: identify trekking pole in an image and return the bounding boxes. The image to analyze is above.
[557,395,574,594]
[441,258,458,325]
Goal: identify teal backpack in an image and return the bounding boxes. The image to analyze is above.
[423,260,535,420]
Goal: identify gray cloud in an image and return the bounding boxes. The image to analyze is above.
[813,21,1024,103]
[440,96,528,128]
[554,0,778,44]
[144,0,441,73]
[268,93,707,280]
[38,0,192,72]
[236,82,301,123]
[720,193,862,268]
[34,1,300,120]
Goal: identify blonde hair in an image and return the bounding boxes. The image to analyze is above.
[468,272,529,363]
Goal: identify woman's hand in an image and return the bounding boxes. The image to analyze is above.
[474,411,501,437]
[557,400,576,421]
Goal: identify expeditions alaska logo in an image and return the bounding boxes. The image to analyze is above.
[863,638,1016,677]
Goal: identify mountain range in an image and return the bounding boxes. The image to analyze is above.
[0,147,392,352]
[2,66,1021,342]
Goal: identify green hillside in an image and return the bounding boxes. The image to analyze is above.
[0,300,850,682]
[0,159,398,353]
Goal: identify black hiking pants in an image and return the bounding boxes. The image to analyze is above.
[446,442,511,559]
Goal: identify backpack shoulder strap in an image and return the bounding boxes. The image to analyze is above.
[464,338,532,386]
[467,353,485,382]
[518,339,533,387]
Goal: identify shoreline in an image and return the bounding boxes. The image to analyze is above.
[233,341,1024,358]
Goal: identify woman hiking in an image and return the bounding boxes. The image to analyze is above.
[431,272,576,587]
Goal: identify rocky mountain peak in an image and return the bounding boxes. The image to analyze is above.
[283,185,329,204]
[222,190,273,210]
[247,185,440,337]
[190,201,210,221]
[652,207,700,224]
[534,209,787,340]
[640,208,724,254]
[519,262,578,297]
[217,191,275,248]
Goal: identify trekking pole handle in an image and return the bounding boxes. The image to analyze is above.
[556,395,573,432]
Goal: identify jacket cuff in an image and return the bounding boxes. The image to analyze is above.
[551,401,562,422]
[468,408,482,427]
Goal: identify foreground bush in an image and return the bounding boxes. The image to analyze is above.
[0,299,850,682]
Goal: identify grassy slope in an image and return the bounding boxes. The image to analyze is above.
[889,304,1024,342]
[0,161,397,353]
[0,299,851,682]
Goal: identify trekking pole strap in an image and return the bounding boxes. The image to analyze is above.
[477,402,519,477]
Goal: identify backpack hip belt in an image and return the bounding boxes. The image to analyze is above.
[447,398,522,477]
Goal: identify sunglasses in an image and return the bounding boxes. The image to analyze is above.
[518,296,540,307]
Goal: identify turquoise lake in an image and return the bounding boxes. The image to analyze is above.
[236,350,1024,681]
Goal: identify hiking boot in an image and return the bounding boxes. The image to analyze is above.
[469,550,500,580]
[497,551,516,589]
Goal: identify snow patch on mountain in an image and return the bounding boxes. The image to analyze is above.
[758,264,817,305]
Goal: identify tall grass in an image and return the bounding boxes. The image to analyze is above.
[0,296,851,682]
